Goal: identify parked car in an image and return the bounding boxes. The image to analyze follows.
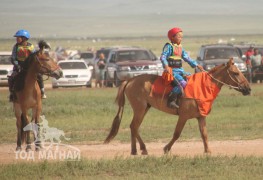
[70,51,95,66]
[104,47,163,87]
[0,51,12,86]
[52,60,93,88]
[196,44,247,73]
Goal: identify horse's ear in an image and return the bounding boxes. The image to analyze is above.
[227,58,234,67]
[38,40,51,51]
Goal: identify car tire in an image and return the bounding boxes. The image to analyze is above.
[104,73,113,87]
[86,83,92,88]
[114,73,121,87]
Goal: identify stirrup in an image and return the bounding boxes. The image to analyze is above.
[167,92,179,109]
[169,101,179,109]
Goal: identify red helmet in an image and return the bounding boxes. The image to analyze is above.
[167,27,182,40]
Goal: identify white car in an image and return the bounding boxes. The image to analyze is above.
[0,52,12,86]
[52,60,93,88]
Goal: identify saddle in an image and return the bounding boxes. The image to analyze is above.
[151,72,221,116]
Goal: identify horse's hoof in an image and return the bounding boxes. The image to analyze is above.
[163,146,170,154]
[131,151,137,155]
[204,149,212,154]
[141,150,148,155]
[26,146,31,152]
[35,146,43,152]
[16,147,22,151]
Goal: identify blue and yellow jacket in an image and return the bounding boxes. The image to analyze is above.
[11,42,35,66]
[160,42,197,74]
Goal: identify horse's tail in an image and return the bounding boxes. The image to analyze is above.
[21,114,27,144]
[104,80,129,144]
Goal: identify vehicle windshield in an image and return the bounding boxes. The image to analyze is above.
[116,50,151,61]
[80,53,94,59]
[0,55,11,65]
[59,62,87,69]
[204,48,240,60]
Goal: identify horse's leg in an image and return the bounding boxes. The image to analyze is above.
[136,105,151,155]
[163,116,187,153]
[14,104,22,151]
[197,117,211,153]
[33,106,42,151]
[21,111,31,152]
[129,103,149,155]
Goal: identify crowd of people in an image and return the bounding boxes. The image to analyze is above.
[245,46,263,83]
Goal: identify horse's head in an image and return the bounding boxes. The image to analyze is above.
[35,40,63,79]
[212,58,251,95]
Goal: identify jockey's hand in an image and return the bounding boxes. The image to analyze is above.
[164,65,170,73]
[197,65,204,72]
[16,65,21,72]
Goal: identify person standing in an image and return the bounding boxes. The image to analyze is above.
[97,53,106,87]
[250,48,262,82]
[250,48,262,67]
[245,46,254,83]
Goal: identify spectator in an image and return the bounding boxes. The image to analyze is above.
[245,46,254,83]
[250,48,262,81]
[97,53,106,87]
[251,48,262,67]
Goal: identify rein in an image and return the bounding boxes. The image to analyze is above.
[201,69,240,90]
[35,54,59,78]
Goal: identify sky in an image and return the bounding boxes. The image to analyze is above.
[0,0,263,38]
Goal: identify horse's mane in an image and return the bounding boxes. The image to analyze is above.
[208,64,224,74]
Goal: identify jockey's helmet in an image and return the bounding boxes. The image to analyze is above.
[14,29,30,39]
[168,27,182,41]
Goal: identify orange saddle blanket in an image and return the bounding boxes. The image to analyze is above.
[151,72,220,116]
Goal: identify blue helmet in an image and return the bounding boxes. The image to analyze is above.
[14,29,30,39]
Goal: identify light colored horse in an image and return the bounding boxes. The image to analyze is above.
[104,58,251,155]
[13,41,63,151]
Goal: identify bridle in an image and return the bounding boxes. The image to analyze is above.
[35,52,60,77]
[202,67,244,90]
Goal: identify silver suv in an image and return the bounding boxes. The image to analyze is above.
[105,47,163,87]
[196,44,247,73]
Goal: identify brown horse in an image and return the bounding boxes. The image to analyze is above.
[13,40,63,151]
[104,58,251,155]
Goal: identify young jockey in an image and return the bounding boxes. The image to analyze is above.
[160,27,204,108]
[8,29,46,101]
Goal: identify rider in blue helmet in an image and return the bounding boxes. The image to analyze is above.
[8,29,47,101]
[14,29,31,39]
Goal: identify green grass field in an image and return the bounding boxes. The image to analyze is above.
[0,156,262,180]
[0,36,263,179]
[1,85,262,144]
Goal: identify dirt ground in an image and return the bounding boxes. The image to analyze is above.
[0,139,262,164]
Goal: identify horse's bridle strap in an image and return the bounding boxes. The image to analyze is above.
[204,69,240,90]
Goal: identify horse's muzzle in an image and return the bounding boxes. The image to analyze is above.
[240,86,251,96]
[53,69,63,80]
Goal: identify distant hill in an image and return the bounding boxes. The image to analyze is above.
[0,0,263,38]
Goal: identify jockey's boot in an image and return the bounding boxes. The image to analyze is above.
[41,88,47,99]
[9,93,14,102]
[8,76,14,102]
[167,92,179,109]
